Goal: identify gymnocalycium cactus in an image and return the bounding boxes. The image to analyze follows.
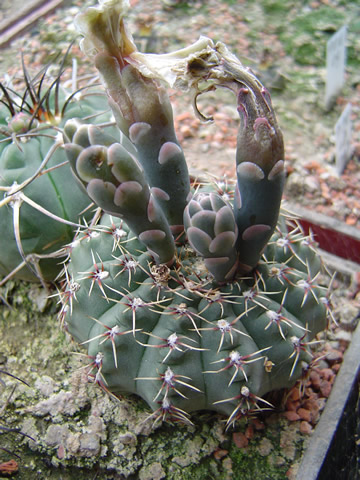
[60,0,331,426]
[0,48,116,284]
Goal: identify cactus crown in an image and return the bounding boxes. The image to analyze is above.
[59,0,331,427]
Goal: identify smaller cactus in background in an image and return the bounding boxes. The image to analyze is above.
[0,48,115,285]
[59,0,331,426]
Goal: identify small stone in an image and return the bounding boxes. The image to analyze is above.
[332,363,341,373]
[213,448,228,460]
[232,432,249,448]
[338,303,359,328]
[118,432,137,446]
[299,421,313,435]
[304,175,320,193]
[44,425,69,447]
[87,416,105,438]
[320,368,335,382]
[286,465,299,480]
[288,387,301,401]
[258,437,273,456]
[245,425,254,439]
[29,391,74,417]
[66,433,81,455]
[251,418,265,430]
[286,172,306,196]
[283,411,300,422]
[79,433,101,457]
[28,286,49,312]
[335,330,352,343]
[309,370,321,390]
[57,444,65,459]
[297,408,312,423]
[275,455,286,466]
[325,349,343,365]
[35,376,56,397]
[303,398,320,415]
[285,398,300,412]
[319,379,332,398]
[180,124,193,138]
[222,456,233,475]
[139,462,166,480]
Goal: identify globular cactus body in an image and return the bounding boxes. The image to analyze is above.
[59,0,331,425]
[62,212,327,423]
[0,56,115,283]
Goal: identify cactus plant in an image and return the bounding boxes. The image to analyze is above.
[0,48,116,284]
[60,0,331,426]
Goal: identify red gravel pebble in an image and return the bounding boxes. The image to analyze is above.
[283,411,301,422]
[285,399,301,412]
[245,425,254,440]
[331,363,341,373]
[319,379,332,398]
[299,421,313,435]
[57,444,65,459]
[233,432,249,449]
[309,370,321,390]
[213,448,228,460]
[297,408,312,423]
[251,418,265,431]
[0,460,18,476]
[303,398,320,416]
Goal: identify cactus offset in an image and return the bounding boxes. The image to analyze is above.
[0,49,115,284]
[60,0,331,426]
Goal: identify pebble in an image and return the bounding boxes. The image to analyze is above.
[283,411,300,422]
[309,370,321,390]
[297,408,312,423]
[304,175,320,193]
[338,303,359,329]
[245,425,254,440]
[251,417,265,431]
[325,349,343,365]
[319,379,332,398]
[320,368,335,382]
[299,421,313,435]
[303,398,320,415]
[213,448,228,460]
[232,432,249,449]
[258,437,274,456]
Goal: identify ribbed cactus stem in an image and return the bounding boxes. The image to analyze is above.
[187,42,285,275]
[76,2,190,231]
[64,122,176,265]
[233,81,285,273]
[184,192,239,282]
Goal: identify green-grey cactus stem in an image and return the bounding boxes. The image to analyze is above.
[230,68,285,273]
[94,52,191,234]
[64,122,176,265]
[184,192,239,282]
[74,0,190,232]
